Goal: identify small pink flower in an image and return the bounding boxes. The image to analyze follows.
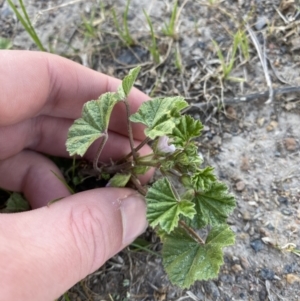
[157,136,176,153]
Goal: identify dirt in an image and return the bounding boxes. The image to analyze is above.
[1,0,300,300]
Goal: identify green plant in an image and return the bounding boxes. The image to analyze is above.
[212,29,249,81]
[143,10,160,64]
[6,0,46,51]
[0,37,12,49]
[162,0,178,39]
[66,67,235,288]
[112,0,135,46]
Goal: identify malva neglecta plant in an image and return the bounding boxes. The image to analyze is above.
[66,67,236,288]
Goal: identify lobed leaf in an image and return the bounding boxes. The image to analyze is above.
[190,167,216,191]
[171,115,203,147]
[129,97,188,139]
[191,182,236,228]
[161,225,235,288]
[173,143,202,172]
[66,92,121,156]
[146,178,196,233]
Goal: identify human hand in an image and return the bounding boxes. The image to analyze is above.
[0,50,152,300]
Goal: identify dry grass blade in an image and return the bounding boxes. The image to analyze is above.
[245,23,273,104]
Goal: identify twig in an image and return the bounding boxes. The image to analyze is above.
[189,86,300,110]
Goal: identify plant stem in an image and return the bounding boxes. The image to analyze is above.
[124,98,137,160]
[93,133,108,172]
[130,175,148,196]
[179,220,205,245]
[102,161,134,174]
[118,137,151,163]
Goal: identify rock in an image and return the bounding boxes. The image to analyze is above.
[260,268,275,280]
[255,16,269,30]
[232,264,243,273]
[226,106,237,119]
[250,239,264,252]
[257,117,265,127]
[236,181,246,191]
[240,257,250,269]
[266,121,278,131]
[286,273,300,284]
[278,196,288,205]
[281,208,293,216]
[284,137,297,151]
[203,281,220,301]
[242,211,251,221]
[240,156,250,171]
[283,263,298,274]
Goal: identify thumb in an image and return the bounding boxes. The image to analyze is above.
[0,188,147,301]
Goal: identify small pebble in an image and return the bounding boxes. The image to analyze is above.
[284,137,297,151]
[240,156,250,171]
[203,281,220,301]
[266,121,278,131]
[278,196,288,205]
[255,16,269,30]
[250,239,264,252]
[232,264,243,273]
[260,268,275,280]
[286,273,300,284]
[281,208,293,216]
[236,181,246,191]
[242,211,251,221]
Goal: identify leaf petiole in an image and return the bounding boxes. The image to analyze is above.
[179,220,205,245]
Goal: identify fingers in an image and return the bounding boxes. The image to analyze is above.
[0,150,71,208]
[0,188,147,301]
[0,115,152,163]
[0,50,148,140]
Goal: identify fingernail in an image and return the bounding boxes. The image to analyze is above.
[120,194,147,246]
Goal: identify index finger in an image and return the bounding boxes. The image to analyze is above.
[0,50,148,139]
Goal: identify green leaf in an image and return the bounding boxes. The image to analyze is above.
[3,193,30,213]
[129,97,188,139]
[191,167,216,191]
[146,178,196,233]
[174,143,202,172]
[66,92,121,156]
[0,37,12,49]
[107,173,131,187]
[191,182,236,228]
[121,66,141,97]
[161,225,235,288]
[171,115,203,147]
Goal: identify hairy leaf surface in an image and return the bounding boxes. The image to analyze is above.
[146,178,196,233]
[120,66,141,97]
[191,182,236,228]
[162,225,235,287]
[191,167,216,191]
[171,115,203,146]
[129,97,188,139]
[66,92,120,156]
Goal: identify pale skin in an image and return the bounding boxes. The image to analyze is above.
[0,50,152,300]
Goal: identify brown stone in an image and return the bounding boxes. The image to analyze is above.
[236,181,245,191]
[286,273,300,284]
[284,138,297,151]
